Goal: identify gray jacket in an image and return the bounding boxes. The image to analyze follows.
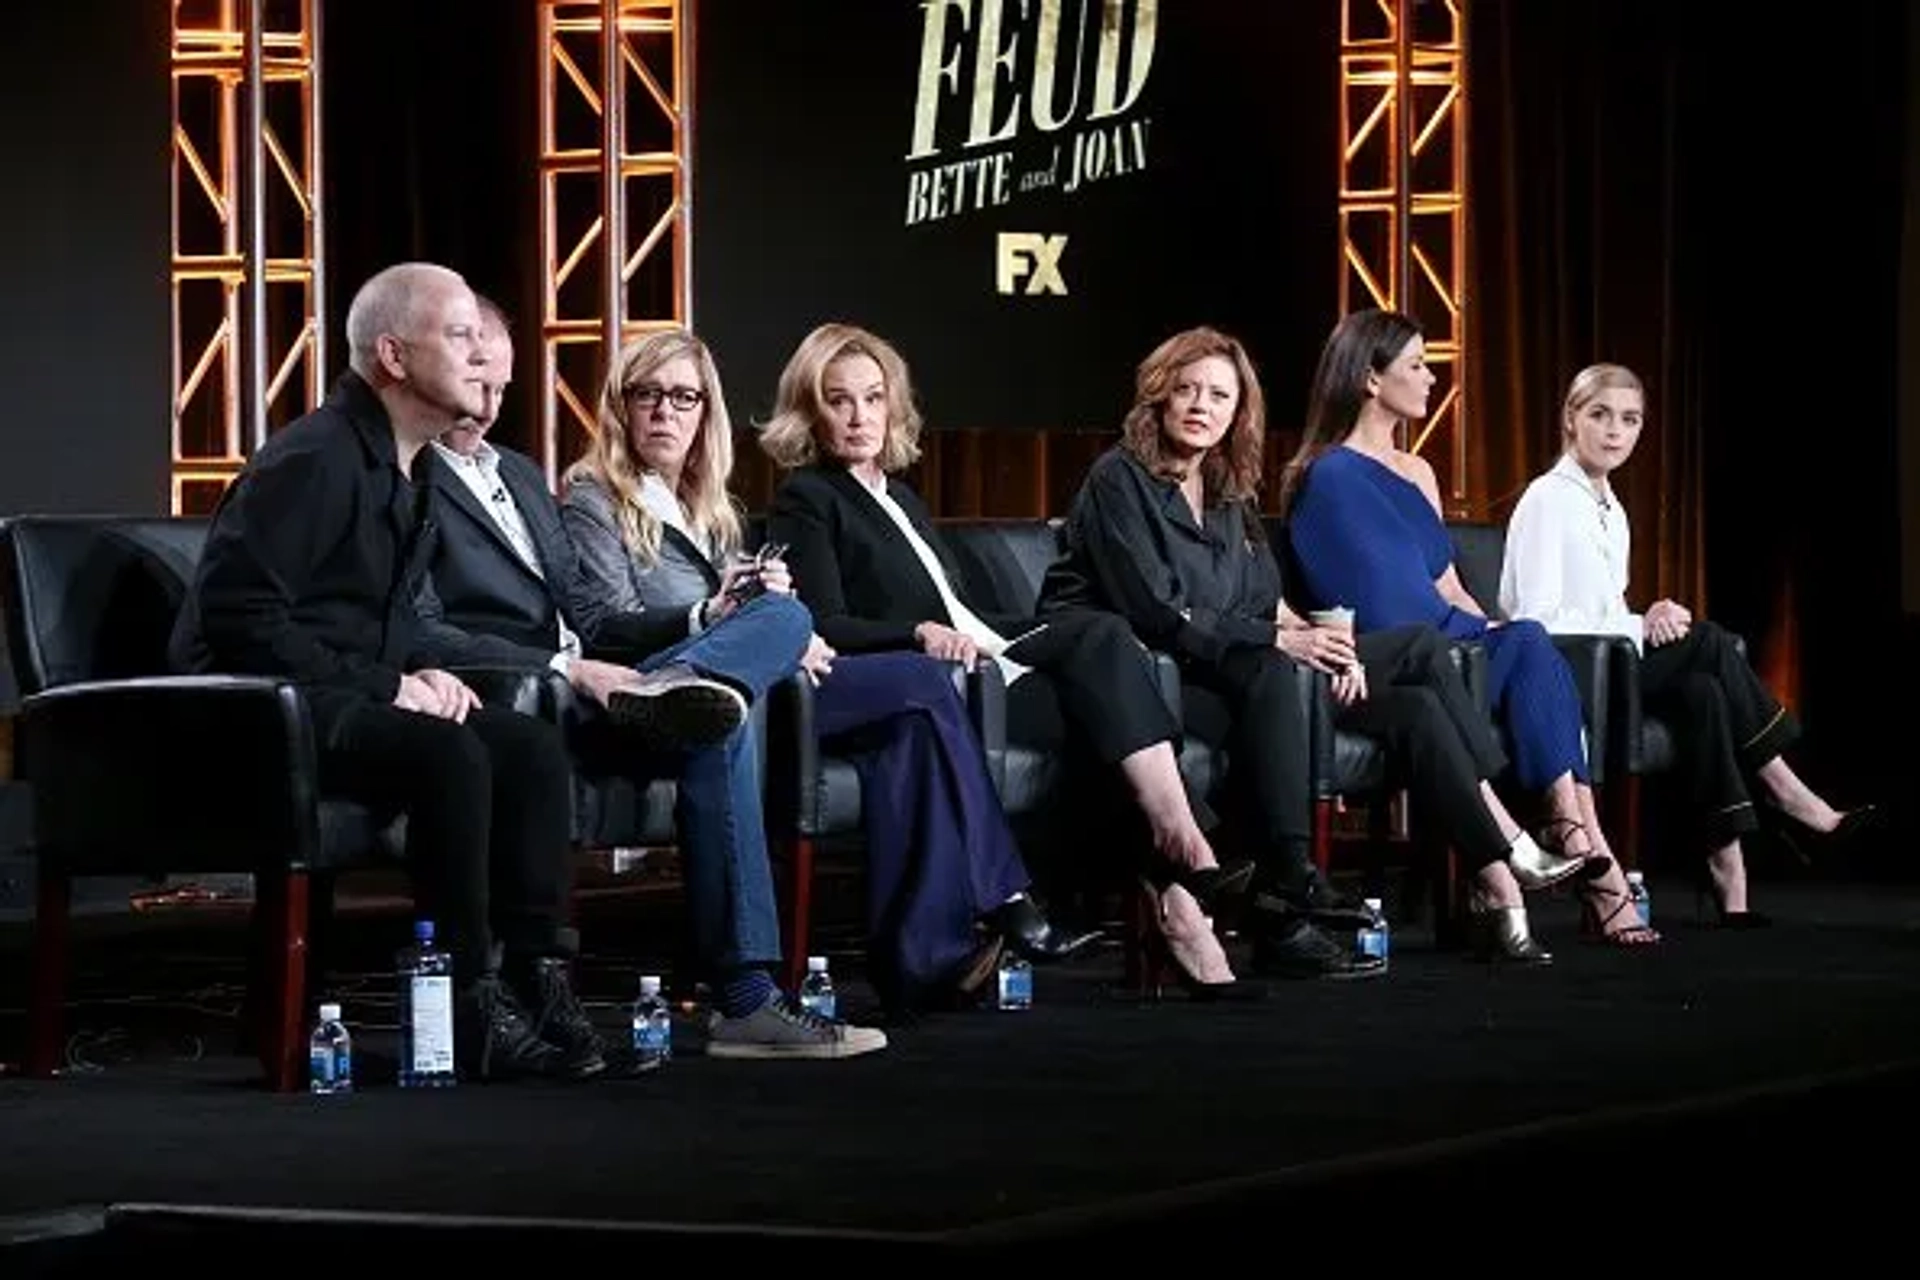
[559,472,720,620]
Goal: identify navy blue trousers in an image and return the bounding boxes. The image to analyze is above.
[1447,616,1591,790]
[814,651,1029,1007]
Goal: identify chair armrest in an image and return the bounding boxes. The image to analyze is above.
[1447,639,1491,720]
[448,664,571,722]
[764,672,821,835]
[1544,633,1631,787]
[963,659,1008,800]
[18,675,324,873]
[1145,650,1184,723]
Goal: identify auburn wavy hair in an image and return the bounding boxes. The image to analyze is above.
[1120,326,1266,505]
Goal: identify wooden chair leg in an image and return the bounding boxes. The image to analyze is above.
[256,868,311,1093]
[1432,842,1465,950]
[26,866,71,1078]
[781,835,815,994]
[1311,797,1335,874]
[1125,881,1164,999]
[1363,801,1394,900]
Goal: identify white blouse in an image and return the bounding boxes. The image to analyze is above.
[854,469,1032,685]
[1499,453,1645,652]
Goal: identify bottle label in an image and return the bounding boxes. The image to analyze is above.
[634,1020,671,1056]
[998,966,1033,1008]
[1357,926,1390,960]
[310,1046,333,1086]
[409,973,455,1075]
[800,991,837,1020]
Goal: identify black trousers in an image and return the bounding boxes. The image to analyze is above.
[1638,619,1799,849]
[1001,607,1181,762]
[319,702,576,982]
[1340,625,1512,870]
[1182,624,1512,872]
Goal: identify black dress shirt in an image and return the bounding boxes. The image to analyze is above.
[1040,445,1284,670]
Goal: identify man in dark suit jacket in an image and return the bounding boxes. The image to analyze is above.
[171,263,602,1081]
[411,303,888,1061]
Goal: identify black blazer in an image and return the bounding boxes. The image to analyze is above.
[169,372,442,736]
[768,464,1025,655]
[414,442,685,668]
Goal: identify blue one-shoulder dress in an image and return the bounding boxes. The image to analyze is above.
[1288,447,1589,791]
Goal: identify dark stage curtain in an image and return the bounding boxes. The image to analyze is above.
[1466,2,1909,788]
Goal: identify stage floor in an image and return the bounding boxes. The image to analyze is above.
[2,872,1918,1258]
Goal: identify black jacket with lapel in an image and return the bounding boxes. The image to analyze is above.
[414,441,686,667]
[767,464,1023,655]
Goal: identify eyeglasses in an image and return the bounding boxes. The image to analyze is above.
[627,385,706,412]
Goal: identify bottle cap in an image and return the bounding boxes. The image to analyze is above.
[414,919,435,941]
[638,974,662,994]
[1363,897,1383,911]
[1626,871,1645,884]
[807,955,828,972]
[318,1002,342,1022]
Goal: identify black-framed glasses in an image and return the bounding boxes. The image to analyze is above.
[627,384,706,412]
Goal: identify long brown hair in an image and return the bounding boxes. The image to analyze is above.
[1277,307,1423,515]
[1120,326,1266,505]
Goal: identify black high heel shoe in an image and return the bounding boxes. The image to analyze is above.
[1161,857,1257,916]
[1692,866,1773,930]
[1762,803,1884,866]
[1138,884,1267,1003]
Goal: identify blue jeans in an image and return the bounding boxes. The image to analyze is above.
[636,592,812,974]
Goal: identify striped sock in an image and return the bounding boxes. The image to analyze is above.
[718,968,778,1020]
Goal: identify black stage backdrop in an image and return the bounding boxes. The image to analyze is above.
[694,0,1338,431]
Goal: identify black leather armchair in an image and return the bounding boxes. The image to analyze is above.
[0,515,567,1091]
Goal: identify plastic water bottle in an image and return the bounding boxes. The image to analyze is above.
[397,919,456,1088]
[1626,871,1652,929]
[308,1002,352,1095]
[630,974,673,1073]
[798,956,836,1019]
[1356,897,1391,968]
[995,949,1033,1010]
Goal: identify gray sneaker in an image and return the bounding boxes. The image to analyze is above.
[706,997,889,1060]
[607,664,748,751]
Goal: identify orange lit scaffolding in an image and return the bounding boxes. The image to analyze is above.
[169,0,324,515]
[536,0,694,490]
[1339,0,1470,512]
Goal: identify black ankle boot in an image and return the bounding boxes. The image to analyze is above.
[1254,863,1372,930]
[507,955,608,1079]
[458,972,564,1082]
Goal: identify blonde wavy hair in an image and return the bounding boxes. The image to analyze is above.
[563,328,743,566]
[758,323,924,473]
[1121,326,1267,504]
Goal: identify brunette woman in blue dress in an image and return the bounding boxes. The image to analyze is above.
[1280,309,1658,946]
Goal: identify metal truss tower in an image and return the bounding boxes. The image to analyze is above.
[170,0,324,516]
[1339,0,1470,512]
[536,0,694,490]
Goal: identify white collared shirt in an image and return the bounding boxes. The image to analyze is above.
[1499,452,1644,652]
[637,472,716,636]
[432,439,581,669]
[854,469,1030,685]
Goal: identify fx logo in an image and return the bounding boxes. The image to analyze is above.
[995,232,1068,296]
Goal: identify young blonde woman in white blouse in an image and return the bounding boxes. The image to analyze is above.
[1500,363,1877,924]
